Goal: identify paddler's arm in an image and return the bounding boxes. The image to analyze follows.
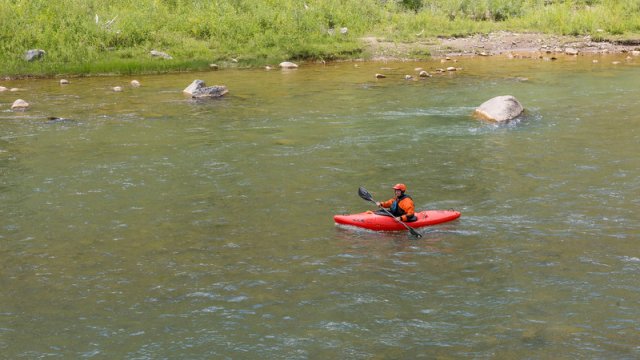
[377,199,394,208]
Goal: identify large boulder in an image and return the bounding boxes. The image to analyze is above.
[183,80,228,99]
[473,95,524,122]
[11,99,30,111]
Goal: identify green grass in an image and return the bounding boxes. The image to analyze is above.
[2,0,640,77]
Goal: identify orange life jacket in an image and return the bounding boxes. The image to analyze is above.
[380,194,415,222]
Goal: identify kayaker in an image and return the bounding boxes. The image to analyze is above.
[376,183,417,222]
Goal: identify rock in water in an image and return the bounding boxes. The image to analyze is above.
[11,99,30,111]
[183,80,228,99]
[473,95,524,122]
[192,85,228,99]
[279,61,298,69]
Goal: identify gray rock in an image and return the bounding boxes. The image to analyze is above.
[11,99,30,111]
[150,50,173,59]
[279,61,298,69]
[565,47,579,55]
[183,80,204,95]
[473,95,524,122]
[183,80,228,99]
[24,49,45,62]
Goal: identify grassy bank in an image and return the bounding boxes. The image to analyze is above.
[2,0,640,77]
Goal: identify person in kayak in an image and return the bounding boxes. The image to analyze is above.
[376,183,417,222]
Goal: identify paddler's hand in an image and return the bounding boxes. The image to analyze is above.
[376,202,381,207]
[396,216,402,222]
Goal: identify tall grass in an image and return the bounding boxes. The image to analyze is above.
[1,0,639,77]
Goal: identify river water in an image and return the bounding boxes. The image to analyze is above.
[1,55,639,358]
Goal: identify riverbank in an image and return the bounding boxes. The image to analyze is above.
[3,0,640,78]
[3,32,639,81]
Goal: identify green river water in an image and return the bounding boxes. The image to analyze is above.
[1,55,639,359]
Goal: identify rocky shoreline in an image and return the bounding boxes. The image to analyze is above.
[3,32,640,80]
[364,31,640,60]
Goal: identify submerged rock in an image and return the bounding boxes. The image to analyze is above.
[47,116,76,124]
[183,80,228,99]
[473,95,524,122]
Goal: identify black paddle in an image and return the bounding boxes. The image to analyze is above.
[358,186,422,239]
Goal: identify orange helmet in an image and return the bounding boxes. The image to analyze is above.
[392,183,407,192]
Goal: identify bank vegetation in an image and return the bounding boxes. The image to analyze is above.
[1,0,640,77]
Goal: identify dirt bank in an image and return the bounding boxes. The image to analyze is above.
[363,31,640,60]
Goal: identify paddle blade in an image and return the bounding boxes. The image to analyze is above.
[358,186,373,202]
[409,228,423,239]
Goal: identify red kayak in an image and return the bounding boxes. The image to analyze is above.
[334,209,460,231]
